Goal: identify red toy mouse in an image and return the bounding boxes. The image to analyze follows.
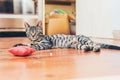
[8,46,36,57]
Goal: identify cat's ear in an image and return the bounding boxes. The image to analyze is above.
[36,21,42,28]
[24,22,30,28]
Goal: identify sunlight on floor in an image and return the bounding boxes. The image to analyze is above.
[69,75,120,80]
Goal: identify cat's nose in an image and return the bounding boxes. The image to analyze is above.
[31,31,36,36]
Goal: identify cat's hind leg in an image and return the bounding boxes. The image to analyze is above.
[81,45,94,52]
[75,43,93,52]
[93,44,101,52]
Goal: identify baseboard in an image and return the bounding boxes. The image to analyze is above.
[112,30,120,39]
[0,32,26,37]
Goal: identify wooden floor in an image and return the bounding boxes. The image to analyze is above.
[0,37,120,80]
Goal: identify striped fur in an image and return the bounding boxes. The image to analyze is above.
[14,21,120,52]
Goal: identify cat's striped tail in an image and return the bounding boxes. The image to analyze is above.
[99,43,120,50]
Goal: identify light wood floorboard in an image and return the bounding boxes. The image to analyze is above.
[0,37,120,80]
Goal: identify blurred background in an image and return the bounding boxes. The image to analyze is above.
[0,0,76,36]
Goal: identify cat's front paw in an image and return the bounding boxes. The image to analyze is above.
[13,43,27,47]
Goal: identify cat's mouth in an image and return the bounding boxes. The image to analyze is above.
[31,38,37,41]
[30,36,39,41]
[32,37,38,41]
[29,34,44,41]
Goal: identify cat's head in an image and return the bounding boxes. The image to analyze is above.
[24,21,43,41]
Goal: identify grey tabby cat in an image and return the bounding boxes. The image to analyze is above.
[14,21,120,52]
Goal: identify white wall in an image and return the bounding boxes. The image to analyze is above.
[76,0,113,38]
[112,0,120,30]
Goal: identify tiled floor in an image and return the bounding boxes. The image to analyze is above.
[0,37,120,80]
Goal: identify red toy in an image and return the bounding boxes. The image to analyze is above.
[8,46,36,56]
